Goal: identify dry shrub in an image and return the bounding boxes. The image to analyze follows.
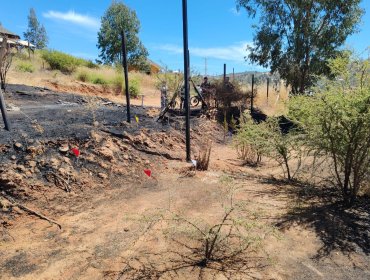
[196,141,212,171]
[236,143,261,165]
[0,38,14,90]
[213,79,247,108]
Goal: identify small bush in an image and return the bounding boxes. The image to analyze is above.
[127,78,140,98]
[289,52,370,205]
[91,75,108,85]
[16,61,34,73]
[235,113,302,180]
[41,50,84,73]
[111,75,123,93]
[77,71,89,82]
[85,60,99,69]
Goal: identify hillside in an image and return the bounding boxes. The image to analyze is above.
[7,51,160,107]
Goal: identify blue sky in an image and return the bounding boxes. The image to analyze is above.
[0,0,369,75]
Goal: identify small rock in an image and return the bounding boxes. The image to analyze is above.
[145,160,150,165]
[27,145,44,156]
[98,147,114,161]
[63,157,71,164]
[14,142,23,149]
[98,173,108,179]
[12,206,24,215]
[16,165,27,173]
[123,154,129,160]
[28,161,37,168]
[99,162,109,169]
[59,145,69,153]
[0,198,11,211]
[58,168,68,176]
[10,155,16,160]
[93,121,99,127]
[50,158,60,168]
[90,131,103,143]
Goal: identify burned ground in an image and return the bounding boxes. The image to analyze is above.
[0,85,369,280]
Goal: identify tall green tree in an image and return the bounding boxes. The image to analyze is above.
[97,1,149,70]
[23,8,48,49]
[236,0,363,94]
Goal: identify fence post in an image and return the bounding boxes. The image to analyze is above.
[251,74,254,113]
[267,77,270,105]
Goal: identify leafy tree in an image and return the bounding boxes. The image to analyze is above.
[97,1,149,71]
[236,0,363,94]
[289,52,370,205]
[23,8,48,49]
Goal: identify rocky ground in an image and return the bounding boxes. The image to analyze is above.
[0,84,369,280]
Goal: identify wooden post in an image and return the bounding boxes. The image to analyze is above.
[121,31,131,123]
[251,74,254,113]
[267,77,270,104]
[223,64,226,82]
[0,88,10,131]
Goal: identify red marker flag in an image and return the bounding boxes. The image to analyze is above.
[144,169,152,177]
[71,148,80,157]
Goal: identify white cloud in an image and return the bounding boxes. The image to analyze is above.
[156,42,251,63]
[43,10,100,29]
[229,7,241,16]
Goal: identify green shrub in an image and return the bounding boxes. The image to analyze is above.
[128,78,140,98]
[289,53,370,205]
[111,75,123,93]
[235,113,302,180]
[16,61,35,73]
[41,50,84,73]
[77,71,89,82]
[85,60,99,69]
[91,74,108,85]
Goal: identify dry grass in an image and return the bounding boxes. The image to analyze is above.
[196,141,212,171]
[8,50,159,104]
[241,80,289,116]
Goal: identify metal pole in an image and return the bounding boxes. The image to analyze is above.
[182,0,191,162]
[223,63,226,82]
[251,74,254,113]
[121,31,131,123]
[0,88,10,131]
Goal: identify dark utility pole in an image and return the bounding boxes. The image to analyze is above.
[0,88,10,131]
[223,64,227,82]
[121,31,131,123]
[182,0,191,162]
[251,74,254,113]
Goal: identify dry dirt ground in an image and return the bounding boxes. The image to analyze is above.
[0,84,369,280]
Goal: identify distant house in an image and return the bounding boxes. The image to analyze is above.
[128,59,162,75]
[0,25,35,50]
[0,25,20,48]
[147,59,161,75]
[0,25,20,40]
